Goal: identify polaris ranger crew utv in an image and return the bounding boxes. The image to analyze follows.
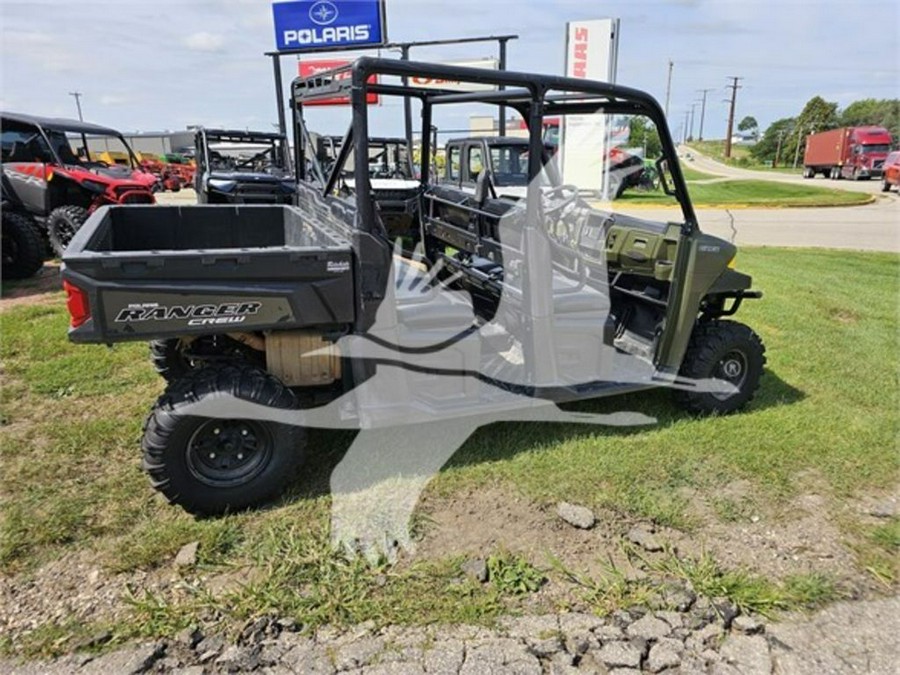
[313,134,420,238]
[194,128,295,204]
[62,58,764,515]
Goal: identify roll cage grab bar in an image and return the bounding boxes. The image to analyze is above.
[290,56,698,235]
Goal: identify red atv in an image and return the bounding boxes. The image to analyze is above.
[1,112,156,255]
[136,152,183,192]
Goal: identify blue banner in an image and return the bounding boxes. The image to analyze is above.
[272,0,386,52]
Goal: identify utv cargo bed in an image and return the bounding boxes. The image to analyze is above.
[62,205,354,343]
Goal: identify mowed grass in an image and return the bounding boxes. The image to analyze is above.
[623,179,871,207]
[680,165,718,181]
[687,140,803,175]
[0,247,898,654]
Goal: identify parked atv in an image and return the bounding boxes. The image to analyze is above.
[136,152,183,192]
[1,112,156,255]
[62,58,765,516]
[194,129,295,204]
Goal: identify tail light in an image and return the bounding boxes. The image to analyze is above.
[63,280,91,328]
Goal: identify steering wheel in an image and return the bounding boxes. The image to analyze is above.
[541,183,580,214]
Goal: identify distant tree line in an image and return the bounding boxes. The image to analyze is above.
[752,98,899,166]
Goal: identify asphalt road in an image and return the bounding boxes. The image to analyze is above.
[681,145,897,197]
[627,200,900,253]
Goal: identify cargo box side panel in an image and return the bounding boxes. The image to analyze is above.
[64,265,355,343]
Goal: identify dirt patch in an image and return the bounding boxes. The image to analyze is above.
[414,485,626,575]
[414,481,880,594]
[0,264,63,313]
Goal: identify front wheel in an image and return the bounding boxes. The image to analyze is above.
[141,365,306,515]
[2,210,44,280]
[47,205,88,256]
[674,320,766,415]
[881,178,891,193]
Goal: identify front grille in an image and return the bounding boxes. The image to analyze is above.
[237,183,281,194]
[121,193,154,204]
[873,160,884,169]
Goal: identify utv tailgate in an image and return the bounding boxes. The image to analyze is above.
[62,205,354,343]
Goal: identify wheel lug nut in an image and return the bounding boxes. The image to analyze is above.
[237,453,244,460]
[241,429,248,436]
[213,428,220,435]
[209,452,216,459]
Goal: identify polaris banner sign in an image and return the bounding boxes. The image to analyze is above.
[272,0,387,52]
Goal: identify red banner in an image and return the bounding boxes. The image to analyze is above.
[298,59,379,107]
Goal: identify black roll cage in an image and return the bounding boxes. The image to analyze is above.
[196,128,292,175]
[290,56,698,236]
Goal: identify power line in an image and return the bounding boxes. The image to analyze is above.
[724,76,743,159]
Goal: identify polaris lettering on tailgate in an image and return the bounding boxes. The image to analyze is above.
[115,302,262,327]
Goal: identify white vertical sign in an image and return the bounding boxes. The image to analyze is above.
[561,18,619,195]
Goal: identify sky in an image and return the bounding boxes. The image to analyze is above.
[1,0,897,141]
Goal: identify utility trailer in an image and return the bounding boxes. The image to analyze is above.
[63,58,765,515]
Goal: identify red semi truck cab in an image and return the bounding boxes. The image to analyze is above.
[803,126,893,180]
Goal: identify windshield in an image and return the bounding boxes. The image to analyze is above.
[368,142,411,179]
[47,130,138,169]
[489,145,530,186]
[206,138,288,175]
[862,144,890,154]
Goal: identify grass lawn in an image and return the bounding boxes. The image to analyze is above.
[1,247,897,656]
[687,140,802,175]
[680,165,718,181]
[623,179,871,207]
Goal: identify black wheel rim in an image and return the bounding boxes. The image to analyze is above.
[55,221,78,247]
[186,419,273,487]
[712,349,748,401]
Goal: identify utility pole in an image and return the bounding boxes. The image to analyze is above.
[683,109,691,144]
[723,76,743,159]
[696,88,712,141]
[68,92,84,121]
[688,102,699,142]
[664,60,673,118]
[792,124,811,169]
[774,128,787,167]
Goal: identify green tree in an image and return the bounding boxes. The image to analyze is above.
[628,116,662,158]
[738,115,759,135]
[751,117,796,164]
[840,98,900,142]
[782,96,840,167]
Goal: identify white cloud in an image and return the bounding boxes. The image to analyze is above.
[100,94,130,106]
[183,32,226,53]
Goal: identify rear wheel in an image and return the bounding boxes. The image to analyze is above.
[142,365,305,515]
[1,210,44,280]
[149,336,264,382]
[47,205,88,256]
[802,167,814,179]
[674,319,766,415]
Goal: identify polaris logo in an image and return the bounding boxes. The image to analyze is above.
[115,302,262,326]
[327,260,350,273]
[282,25,370,46]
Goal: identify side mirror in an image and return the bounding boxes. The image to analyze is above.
[656,157,678,197]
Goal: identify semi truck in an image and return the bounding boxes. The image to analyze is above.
[802,126,893,180]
